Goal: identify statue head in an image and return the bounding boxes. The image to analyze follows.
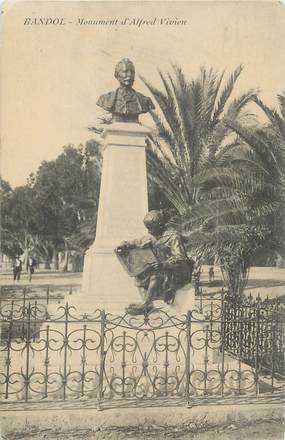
[114,58,135,88]
[143,210,165,235]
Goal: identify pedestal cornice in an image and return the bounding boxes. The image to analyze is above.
[102,122,152,136]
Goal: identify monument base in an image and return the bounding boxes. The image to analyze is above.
[77,245,141,314]
[174,284,196,312]
[80,122,150,313]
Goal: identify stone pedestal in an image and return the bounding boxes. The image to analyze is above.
[80,123,151,313]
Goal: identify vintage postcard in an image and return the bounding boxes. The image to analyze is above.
[1,1,284,439]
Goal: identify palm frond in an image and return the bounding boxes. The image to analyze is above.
[277,92,285,120]
[212,65,243,124]
[254,96,285,138]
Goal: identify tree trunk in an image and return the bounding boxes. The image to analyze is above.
[62,250,70,272]
[53,248,59,270]
[276,253,285,268]
[44,258,51,269]
[24,233,30,272]
[221,260,250,295]
[72,253,84,272]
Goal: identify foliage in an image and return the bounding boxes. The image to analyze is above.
[142,64,257,214]
[30,141,102,268]
[185,224,270,293]
[1,180,40,258]
[143,64,284,293]
[223,92,285,263]
[1,141,102,270]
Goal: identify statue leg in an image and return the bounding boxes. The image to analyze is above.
[138,287,148,302]
[164,289,175,304]
[144,274,160,305]
[126,273,160,315]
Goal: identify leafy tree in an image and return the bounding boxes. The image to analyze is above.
[32,141,101,270]
[1,181,40,260]
[0,178,20,258]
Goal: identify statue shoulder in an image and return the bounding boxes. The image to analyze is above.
[164,229,181,238]
[163,229,184,244]
[135,90,155,110]
[97,90,118,111]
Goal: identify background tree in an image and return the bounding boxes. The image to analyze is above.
[31,141,101,271]
[1,181,40,261]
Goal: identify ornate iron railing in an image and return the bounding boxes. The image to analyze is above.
[0,294,284,406]
[223,293,285,378]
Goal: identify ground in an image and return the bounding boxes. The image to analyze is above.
[3,419,284,440]
[1,265,285,301]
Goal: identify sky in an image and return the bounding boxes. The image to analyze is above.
[1,0,285,187]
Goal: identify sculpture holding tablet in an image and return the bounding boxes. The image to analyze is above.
[115,210,194,315]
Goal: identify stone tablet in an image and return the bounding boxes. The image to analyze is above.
[115,247,157,277]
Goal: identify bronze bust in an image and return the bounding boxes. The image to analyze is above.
[97,58,155,122]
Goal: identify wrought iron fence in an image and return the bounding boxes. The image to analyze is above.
[0,293,284,406]
[0,285,72,306]
[223,293,285,378]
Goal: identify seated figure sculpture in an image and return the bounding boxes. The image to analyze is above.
[116,210,194,315]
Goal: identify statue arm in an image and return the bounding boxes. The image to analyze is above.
[163,234,188,268]
[117,235,152,251]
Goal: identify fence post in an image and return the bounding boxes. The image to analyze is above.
[203,325,209,396]
[62,302,69,400]
[122,331,126,398]
[237,302,244,395]
[46,286,50,305]
[5,319,13,399]
[9,299,14,320]
[81,324,87,397]
[185,311,191,407]
[98,309,106,410]
[270,318,276,393]
[44,325,50,398]
[209,301,214,342]
[24,302,31,402]
[32,301,37,342]
[220,290,225,396]
[199,289,203,314]
[254,297,261,396]
[23,287,27,317]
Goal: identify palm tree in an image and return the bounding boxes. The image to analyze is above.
[223,92,285,266]
[180,96,284,292]
[141,64,257,214]
[142,65,282,294]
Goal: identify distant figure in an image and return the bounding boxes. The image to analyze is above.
[13,256,22,281]
[27,256,36,282]
[192,263,202,296]
[209,266,215,282]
